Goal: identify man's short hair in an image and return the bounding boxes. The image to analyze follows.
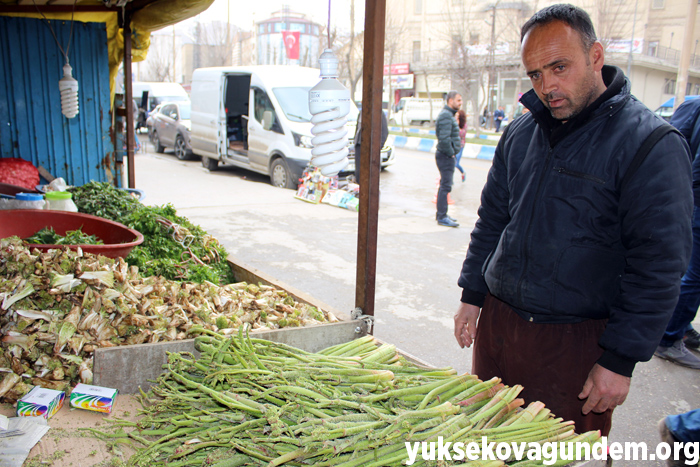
[446,91,460,102]
[520,4,597,51]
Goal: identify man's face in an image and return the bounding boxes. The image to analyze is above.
[521,21,605,121]
[448,94,463,111]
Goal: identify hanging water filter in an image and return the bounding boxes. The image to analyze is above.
[308,48,351,176]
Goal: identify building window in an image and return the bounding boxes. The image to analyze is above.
[688,82,694,95]
[664,79,676,94]
[413,41,421,62]
[695,84,700,94]
[470,33,479,45]
[652,0,664,8]
[414,0,422,15]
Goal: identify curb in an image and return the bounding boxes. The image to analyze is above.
[389,126,501,141]
[387,135,496,161]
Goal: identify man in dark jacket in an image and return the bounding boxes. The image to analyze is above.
[654,98,700,369]
[493,106,505,132]
[435,91,462,227]
[454,4,692,435]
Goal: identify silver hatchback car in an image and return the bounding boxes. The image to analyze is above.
[149,101,194,160]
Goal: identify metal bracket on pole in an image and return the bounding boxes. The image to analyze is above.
[351,307,374,335]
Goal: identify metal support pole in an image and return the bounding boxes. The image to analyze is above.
[355,0,386,325]
[674,0,698,111]
[124,15,136,189]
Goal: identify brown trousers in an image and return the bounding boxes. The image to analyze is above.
[472,293,614,436]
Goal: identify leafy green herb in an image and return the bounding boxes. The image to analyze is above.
[68,182,235,285]
[25,227,104,246]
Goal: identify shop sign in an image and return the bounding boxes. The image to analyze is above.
[383,73,414,90]
[606,39,643,54]
[383,63,410,75]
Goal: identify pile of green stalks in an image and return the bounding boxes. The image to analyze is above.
[92,331,601,467]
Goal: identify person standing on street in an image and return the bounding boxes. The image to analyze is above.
[353,111,389,184]
[455,110,467,183]
[654,97,700,369]
[493,106,505,132]
[454,3,692,436]
[435,91,462,227]
[659,409,700,467]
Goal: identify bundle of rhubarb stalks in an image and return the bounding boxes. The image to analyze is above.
[93,331,602,467]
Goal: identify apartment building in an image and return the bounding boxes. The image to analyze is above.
[382,0,700,118]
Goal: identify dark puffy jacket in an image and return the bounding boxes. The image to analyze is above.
[458,66,692,376]
[435,105,460,156]
[669,98,700,206]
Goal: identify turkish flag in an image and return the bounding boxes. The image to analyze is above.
[282,31,300,60]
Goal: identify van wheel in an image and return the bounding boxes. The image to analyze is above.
[270,158,294,189]
[153,132,165,153]
[174,135,190,160]
[202,156,218,171]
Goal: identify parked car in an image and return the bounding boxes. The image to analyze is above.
[390,97,444,126]
[345,144,396,174]
[132,82,190,131]
[150,101,194,160]
[654,95,700,121]
[145,103,165,140]
[190,65,360,189]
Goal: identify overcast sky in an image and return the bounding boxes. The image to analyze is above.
[190,0,365,33]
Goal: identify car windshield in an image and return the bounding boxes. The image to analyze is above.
[273,86,359,123]
[179,104,191,120]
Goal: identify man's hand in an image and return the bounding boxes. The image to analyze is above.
[579,364,631,414]
[454,303,481,348]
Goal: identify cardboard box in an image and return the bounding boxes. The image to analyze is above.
[70,383,118,413]
[16,387,65,419]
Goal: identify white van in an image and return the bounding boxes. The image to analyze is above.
[190,65,359,189]
[131,82,190,130]
[132,82,190,111]
[391,98,445,126]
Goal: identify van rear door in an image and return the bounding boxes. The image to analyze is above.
[222,73,252,166]
[191,72,225,159]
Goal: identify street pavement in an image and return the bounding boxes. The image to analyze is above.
[134,142,700,466]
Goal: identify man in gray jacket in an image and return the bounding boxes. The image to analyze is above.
[435,91,462,227]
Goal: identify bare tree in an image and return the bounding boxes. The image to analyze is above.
[142,36,173,82]
[192,20,236,68]
[594,0,635,51]
[436,0,531,133]
[336,0,364,101]
[436,1,493,135]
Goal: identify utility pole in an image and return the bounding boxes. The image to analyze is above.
[172,25,176,82]
[626,0,638,78]
[674,0,698,111]
[489,3,496,126]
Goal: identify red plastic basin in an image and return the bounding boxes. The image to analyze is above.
[0,210,144,259]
